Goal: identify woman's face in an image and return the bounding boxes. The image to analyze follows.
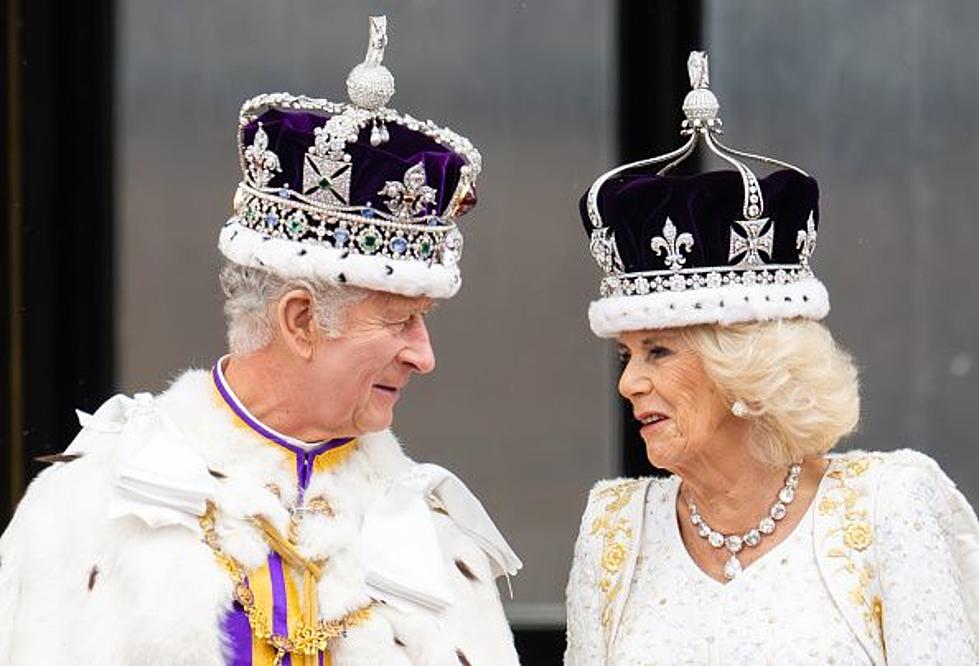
[616,328,738,471]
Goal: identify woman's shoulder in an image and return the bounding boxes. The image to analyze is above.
[826,448,975,529]
[586,475,676,504]
[577,475,677,527]
[827,447,959,492]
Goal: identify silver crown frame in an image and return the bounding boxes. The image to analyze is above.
[229,16,478,268]
[585,51,818,299]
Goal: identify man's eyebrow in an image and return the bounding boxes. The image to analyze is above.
[385,301,434,318]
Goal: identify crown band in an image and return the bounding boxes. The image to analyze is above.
[232,184,462,266]
[600,264,815,298]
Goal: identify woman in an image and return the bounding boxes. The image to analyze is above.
[565,52,978,665]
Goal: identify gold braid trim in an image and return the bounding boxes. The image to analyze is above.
[818,454,885,652]
[200,502,374,665]
[589,480,643,634]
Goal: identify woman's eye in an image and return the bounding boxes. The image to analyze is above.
[647,346,672,360]
[616,349,630,363]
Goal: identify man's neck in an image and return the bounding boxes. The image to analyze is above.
[221,352,344,445]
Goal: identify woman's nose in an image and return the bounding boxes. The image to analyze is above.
[618,360,653,401]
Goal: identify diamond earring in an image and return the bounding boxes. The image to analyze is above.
[731,400,749,418]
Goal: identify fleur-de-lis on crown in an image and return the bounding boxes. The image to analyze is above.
[590,226,624,275]
[729,217,774,268]
[243,123,281,187]
[379,162,437,219]
[650,218,695,272]
[796,210,817,270]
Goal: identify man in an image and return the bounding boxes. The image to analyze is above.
[0,16,520,666]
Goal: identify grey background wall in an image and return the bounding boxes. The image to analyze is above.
[706,1,979,502]
[117,1,614,623]
[117,0,979,625]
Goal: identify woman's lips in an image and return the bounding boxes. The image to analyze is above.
[637,413,671,435]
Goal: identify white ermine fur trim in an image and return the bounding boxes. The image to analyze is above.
[219,220,461,299]
[588,277,830,337]
[0,369,518,665]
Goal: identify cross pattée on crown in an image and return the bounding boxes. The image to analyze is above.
[729,218,774,268]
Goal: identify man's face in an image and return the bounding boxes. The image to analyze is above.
[307,292,436,437]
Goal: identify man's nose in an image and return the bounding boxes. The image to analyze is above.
[401,315,436,374]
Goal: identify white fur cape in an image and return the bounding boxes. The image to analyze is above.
[0,369,520,666]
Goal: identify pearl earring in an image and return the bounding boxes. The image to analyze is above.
[731,400,749,418]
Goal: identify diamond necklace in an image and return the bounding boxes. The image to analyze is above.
[686,462,802,580]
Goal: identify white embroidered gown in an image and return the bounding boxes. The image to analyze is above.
[564,451,979,666]
[610,475,871,665]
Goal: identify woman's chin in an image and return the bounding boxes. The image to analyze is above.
[641,431,682,470]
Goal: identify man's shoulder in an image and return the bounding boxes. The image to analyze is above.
[0,426,122,569]
[154,366,212,406]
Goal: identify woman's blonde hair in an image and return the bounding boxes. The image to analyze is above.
[680,318,860,466]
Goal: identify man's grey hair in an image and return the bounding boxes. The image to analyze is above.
[219,261,367,355]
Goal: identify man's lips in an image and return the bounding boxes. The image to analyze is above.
[372,384,403,398]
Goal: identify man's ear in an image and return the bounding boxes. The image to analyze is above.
[276,289,318,359]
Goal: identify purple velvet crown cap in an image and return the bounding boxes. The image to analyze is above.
[242,108,475,218]
[579,168,819,274]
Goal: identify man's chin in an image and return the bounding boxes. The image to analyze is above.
[355,407,395,434]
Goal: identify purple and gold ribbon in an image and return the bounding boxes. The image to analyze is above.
[212,358,355,665]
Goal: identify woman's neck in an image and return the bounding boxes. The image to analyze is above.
[673,433,791,533]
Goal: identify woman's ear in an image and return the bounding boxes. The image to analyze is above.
[276,289,318,359]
